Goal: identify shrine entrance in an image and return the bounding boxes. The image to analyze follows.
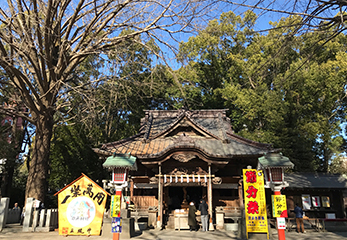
[167,186,203,211]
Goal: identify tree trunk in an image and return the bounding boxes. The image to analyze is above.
[25,114,54,202]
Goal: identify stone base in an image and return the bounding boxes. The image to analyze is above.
[120,218,135,239]
[224,223,238,232]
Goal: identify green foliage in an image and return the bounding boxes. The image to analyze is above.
[49,124,106,191]
[178,11,347,172]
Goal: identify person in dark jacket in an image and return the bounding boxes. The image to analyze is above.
[294,203,305,233]
[199,199,209,231]
[188,201,197,231]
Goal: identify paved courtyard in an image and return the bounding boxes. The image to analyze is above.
[1,225,347,240]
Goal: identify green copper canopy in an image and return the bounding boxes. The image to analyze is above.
[103,153,137,170]
[258,152,294,169]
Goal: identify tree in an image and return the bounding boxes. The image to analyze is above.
[62,32,176,146]
[0,0,212,201]
[177,11,347,171]
[49,124,105,192]
[224,1,347,33]
[0,72,29,198]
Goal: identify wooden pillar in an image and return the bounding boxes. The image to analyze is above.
[157,164,163,229]
[238,178,244,208]
[130,179,134,201]
[208,164,214,231]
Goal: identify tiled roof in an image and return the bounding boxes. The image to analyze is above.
[286,173,347,189]
[95,109,274,159]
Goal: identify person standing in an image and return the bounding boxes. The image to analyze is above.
[199,199,209,232]
[294,203,305,233]
[188,201,197,231]
[13,203,20,210]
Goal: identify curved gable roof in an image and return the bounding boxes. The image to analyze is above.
[94,109,275,160]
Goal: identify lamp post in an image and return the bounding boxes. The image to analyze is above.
[103,153,137,240]
[258,152,294,240]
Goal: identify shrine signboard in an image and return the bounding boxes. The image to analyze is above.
[272,195,288,218]
[110,195,121,217]
[55,173,110,236]
[243,169,269,238]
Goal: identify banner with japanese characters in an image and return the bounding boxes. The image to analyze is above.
[55,173,110,236]
[110,195,121,217]
[243,169,269,235]
[272,195,288,218]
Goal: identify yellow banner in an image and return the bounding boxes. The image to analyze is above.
[110,195,121,217]
[243,169,268,234]
[56,174,109,236]
[272,195,287,218]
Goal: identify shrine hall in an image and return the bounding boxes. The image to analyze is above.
[93,108,283,230]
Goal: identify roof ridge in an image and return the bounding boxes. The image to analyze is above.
[226,131,273,149]
[149,110,222,140]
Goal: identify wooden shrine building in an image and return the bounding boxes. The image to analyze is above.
[94,108,278,229]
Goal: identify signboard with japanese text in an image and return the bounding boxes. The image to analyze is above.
[312,196,321,208]
[243,169,269,237]
[322,196,330,207]
[110,195,121,217]
[302,194,311,210]
[277,217,286,229]
[272,195,288,218]
[55,173,110,236]
[111,217,122,233]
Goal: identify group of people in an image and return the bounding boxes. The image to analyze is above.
[188,199,209,232]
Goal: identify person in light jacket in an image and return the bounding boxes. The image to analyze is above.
[199,199,209,232]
